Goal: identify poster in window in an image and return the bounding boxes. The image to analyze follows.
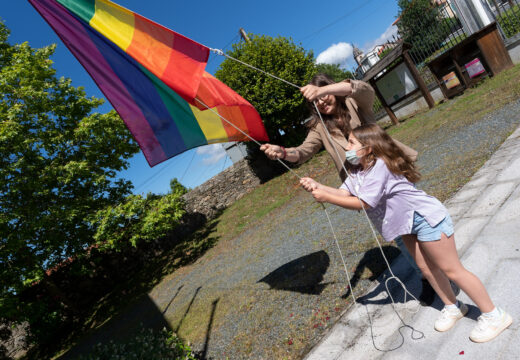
[442,72,461,89]
[465,58,485,78]
[376,63,418,105]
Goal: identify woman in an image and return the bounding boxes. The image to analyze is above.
[260,73,440,305]
[260,73,417,181]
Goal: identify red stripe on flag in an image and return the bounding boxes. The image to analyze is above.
[126,13,209,102]
[239,106,269,142]
[194,72,247,109]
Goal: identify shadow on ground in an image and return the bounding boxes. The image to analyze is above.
[258,250,332,295]
[342,245,401,299]
[59,294,171,359]
[60,287,222,360]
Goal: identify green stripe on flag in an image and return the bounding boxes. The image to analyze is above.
[56,0,96,23]
[138,65,208,149]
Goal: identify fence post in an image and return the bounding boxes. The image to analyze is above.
[402,51,435,109]
[369,79,399,125]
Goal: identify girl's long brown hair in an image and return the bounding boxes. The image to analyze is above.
[306,73,350,136]
[352,124,421,183]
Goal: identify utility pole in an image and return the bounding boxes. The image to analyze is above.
[239,28,250,42]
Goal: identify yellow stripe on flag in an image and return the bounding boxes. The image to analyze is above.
[189,105,229,144]
[90,0,135,51]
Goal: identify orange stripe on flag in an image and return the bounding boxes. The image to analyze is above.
[216,105,249,141]
[126,14,174,80]
[195,72,246,109]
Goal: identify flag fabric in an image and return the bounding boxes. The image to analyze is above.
[29,0,269,166]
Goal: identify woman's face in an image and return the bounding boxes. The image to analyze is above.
[315,94,337,115]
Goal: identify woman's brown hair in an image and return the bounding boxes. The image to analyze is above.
[351,124,421,183]
[306,73,350,136]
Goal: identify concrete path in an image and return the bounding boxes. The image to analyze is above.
[304,125,520,360]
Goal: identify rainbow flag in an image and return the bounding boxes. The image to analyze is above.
[29,0,269,166]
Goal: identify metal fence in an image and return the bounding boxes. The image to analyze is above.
[408,3,466,65]
[368,1,466,118]
[486,0,520,39]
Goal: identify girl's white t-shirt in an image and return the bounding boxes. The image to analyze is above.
[340,158,448,242]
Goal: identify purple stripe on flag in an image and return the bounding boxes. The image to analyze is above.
[29,0,167,165]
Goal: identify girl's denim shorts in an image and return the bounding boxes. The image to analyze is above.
[411,212,454,242]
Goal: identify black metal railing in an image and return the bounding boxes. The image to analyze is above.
[403,2,466,66]
[370,2,463,117]
[487,0,520,38]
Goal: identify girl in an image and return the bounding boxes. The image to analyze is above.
[299,123,512,343]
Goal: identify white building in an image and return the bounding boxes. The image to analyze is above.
[353,45,381,78]
[222,141,248,163]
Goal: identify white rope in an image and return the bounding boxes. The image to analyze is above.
[312,102,417,300]
[312,102,424,348]
[209,48,301,89]
[206,50,425,348]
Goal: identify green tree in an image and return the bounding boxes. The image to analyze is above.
[91,192,186,251]
[0,21,139,318]
[315,63,354,82]
[215,34,316,148]
[170,177,188,196]
[397,0,452,61]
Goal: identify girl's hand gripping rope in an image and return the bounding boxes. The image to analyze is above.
[300,177,327,203]
[300,177,319,192]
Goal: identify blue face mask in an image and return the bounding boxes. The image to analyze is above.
[345,147,366,165]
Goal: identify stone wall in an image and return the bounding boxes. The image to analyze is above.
[0,321,29,359]
[182,159,261,220]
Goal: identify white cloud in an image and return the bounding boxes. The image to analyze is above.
[196,144,226,165]
[363,25,399,52]
[316,42,353,67]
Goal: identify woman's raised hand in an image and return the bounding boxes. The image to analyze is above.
[260,143,283,160]
[300,85,322,102]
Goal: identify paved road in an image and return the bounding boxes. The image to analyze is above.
[305,126,520,360]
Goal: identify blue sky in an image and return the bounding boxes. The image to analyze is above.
[1,0,400,194]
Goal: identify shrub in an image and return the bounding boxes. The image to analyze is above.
[497,5,520,38]
[78,328,195,360]
[91,191,186,251]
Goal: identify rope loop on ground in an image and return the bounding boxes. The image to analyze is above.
[313,101,423,349]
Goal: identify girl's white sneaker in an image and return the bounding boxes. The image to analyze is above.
[470,308,513,343]
[434,302,468,332]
